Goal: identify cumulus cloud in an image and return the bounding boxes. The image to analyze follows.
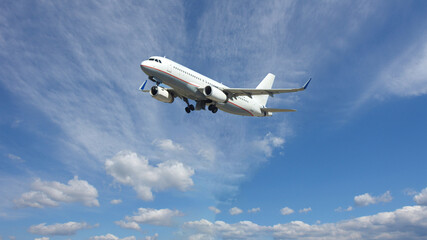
[185,206,427,240]
[184,219,270,239]
[14,176,99,208]
[248,208,260,213]
[29,222,97,236]
[115,220,141,231]
[34,238,49,240]
[229,207,243,216]
[120,208,183,227]
[414,187,427,206]
[255,133,285,157]
[299,207,312,213]
[208,206,221,214]
[89,234,135,240]
[105,151,194,201]
[152,139,184,152]
[280,207,294,216]
[354,191,392,207]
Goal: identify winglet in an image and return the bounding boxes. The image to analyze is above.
[303,78,312,90]
[139,80,148,91]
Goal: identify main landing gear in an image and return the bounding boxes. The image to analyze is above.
[208,104,218,113]
[183,97,195,114]
[182,98,217,114]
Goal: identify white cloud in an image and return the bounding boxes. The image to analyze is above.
[152,139,184,152]
[144,233,158,240]
[299,207,312,213]
[354,34,427,112]
[105,151,194,201]
[229,207,243,216]
[114,220,140,231]
[110,199,122,205]
[121,208,183,226]
[185,206,427,240]
[89,234,135,240]
[34,238,49,240]
[280,207,294,216]
[414,187,427,206]
[335,206,353,212]
[208,206,221,214]
[14,176,99,208]
[354,191,392,207]
[184,219,270,239]
[248,208,260,213]
[255,132,285,157]
[29,222,96,236]
[7,154,24,163]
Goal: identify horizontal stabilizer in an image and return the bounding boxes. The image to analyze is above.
[261,108,296,112]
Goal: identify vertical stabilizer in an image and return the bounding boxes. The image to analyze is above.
[253,73,275,106]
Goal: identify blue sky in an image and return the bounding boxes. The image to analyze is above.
[1,1,427,239]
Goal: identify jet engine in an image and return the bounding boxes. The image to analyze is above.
[150,86,174,103]
[203,86,228,103]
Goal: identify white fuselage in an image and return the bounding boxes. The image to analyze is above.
[140,57,265,116]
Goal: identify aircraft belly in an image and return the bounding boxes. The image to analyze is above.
[218,102,252,116]
[153,69,205,100]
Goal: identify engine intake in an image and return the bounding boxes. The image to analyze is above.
[150,86,174,103]
[203,86,228,103]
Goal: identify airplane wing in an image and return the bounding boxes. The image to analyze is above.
[223,78,311,98]
[261,108,296,112]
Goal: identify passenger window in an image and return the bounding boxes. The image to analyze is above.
[159,60,162,63]
[155,59,159,62]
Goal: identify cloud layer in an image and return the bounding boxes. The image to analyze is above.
[185,206,427,240]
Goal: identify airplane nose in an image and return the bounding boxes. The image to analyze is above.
[140,60,148,71]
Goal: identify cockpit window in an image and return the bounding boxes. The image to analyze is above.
[148,58,161,63]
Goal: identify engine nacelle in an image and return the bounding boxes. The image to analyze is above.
[150,86,174,103]
[203,86,228,103]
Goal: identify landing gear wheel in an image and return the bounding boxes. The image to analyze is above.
[208,105,214,111]
[185,107,191,113]
[189,104,195,111]
[212,107,218,113]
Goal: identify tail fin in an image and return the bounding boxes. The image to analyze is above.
[253,73,275,106]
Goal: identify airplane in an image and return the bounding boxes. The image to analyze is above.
[140,56,311,117]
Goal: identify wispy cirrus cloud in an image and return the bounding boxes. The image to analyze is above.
[354,34,427,110]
